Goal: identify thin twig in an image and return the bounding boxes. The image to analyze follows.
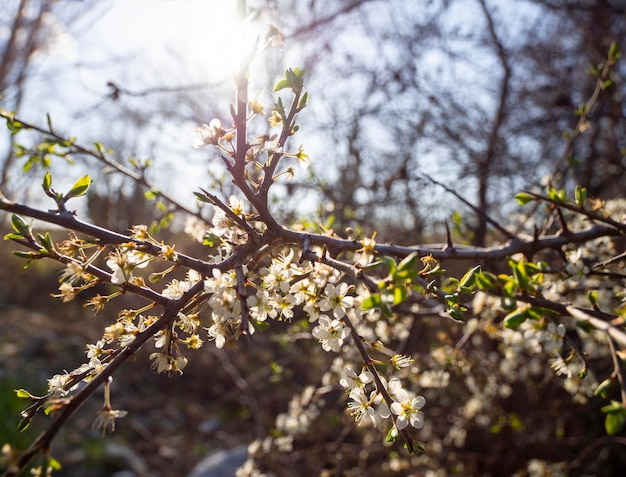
[422,172,518,242]
[607,336,626,406]
[341,310,417,453]
[0,111,204,221]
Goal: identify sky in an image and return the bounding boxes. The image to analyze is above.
[4,1,267,211]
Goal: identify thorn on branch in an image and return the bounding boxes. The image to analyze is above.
[299,234,317,263]
[220,154,235,170]
[556,207,571,235]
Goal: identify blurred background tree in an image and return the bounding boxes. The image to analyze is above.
[272,0,625,244]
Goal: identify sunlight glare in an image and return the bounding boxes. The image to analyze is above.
[184,1,261,78]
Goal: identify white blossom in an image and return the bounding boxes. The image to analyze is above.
[312,315,350,352]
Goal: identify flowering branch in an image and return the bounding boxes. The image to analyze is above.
[1,36,624,476]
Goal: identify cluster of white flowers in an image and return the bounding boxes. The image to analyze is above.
[341,369,426,431]
[162,269,201,300]
[312,315,350,352]
[105,247,151,284]
[205,268,243,348]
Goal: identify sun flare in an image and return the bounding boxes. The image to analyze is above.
[182,1,262,78]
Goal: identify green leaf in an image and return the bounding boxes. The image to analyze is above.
[594,378,613,399]
[503,308,528,329]
[445,293,459,306]
[385,426,398,443]
[601,79,614,90]
[275,97,285,115]
[37,232,54,252]
[392,285,408,305]
[298,91,309,109]
[22,155,36,172]
[514,192,533,205]
[287,67,305,92]
[48,457,62,471]
[547,187,566,202]
[575,185,587,207]
[363,293,393,317]
[11,252,33,268]
[575,320,594,333]
[17,417,32,433]
[274,68,306,93]
[587,290,598,308]
[145,189,160,200]
[254,320,271,331]
[475,271,497,290]
[10,214,30,237]
[64,174,92,199]
[521,261,542,275]
[94,142,112,154]
[447,307,467,323]
[574,103,588,116]
[273,78,290,92]
[409,440,426,453]
[148,272,164,284]
[395,251,419,280]
[6,116,26,135]
[202,233,221,248]
[458,265,481,292]
[381,256,397,276]
[362,294,382,310]
[15,388,33,398]
[525,306,548,320]
[601,400,626,413]
[608,41,621,61]
[380,303,393,318]
[193,191,211,203]
[510,260,529,290]
[605,410,626,435]
[509,259,540,292]
[42,171,52,194]
[12,251,38,259]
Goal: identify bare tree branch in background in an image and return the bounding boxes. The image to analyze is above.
[0,0,105,192]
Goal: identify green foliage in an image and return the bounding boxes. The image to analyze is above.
[594,378,614,399]
[503,307,528,329]
[575,185,587,207]
[40,171,92,212]
[64,175,92,200]
[475,270,497,290]
[0,377,41,471]
[273,67,306,94]
[7,214,31,239]
[547,186,567,203]
[514,192,533,205]
[601,401,626,435]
